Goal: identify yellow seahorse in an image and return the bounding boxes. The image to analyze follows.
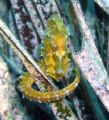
[19,15,80,102]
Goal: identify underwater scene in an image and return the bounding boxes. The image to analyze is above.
[0,0,109,120]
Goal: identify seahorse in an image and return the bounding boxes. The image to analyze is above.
[19,15,80,102]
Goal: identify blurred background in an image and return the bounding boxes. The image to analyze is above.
[0,0,109,120]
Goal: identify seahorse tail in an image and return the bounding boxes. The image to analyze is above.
[19,68,80,103]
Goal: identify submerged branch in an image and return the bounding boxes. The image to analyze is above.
[95,0,109,15]
[70,0,109,112]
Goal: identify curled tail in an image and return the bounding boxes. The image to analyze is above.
[19,68,80,103]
